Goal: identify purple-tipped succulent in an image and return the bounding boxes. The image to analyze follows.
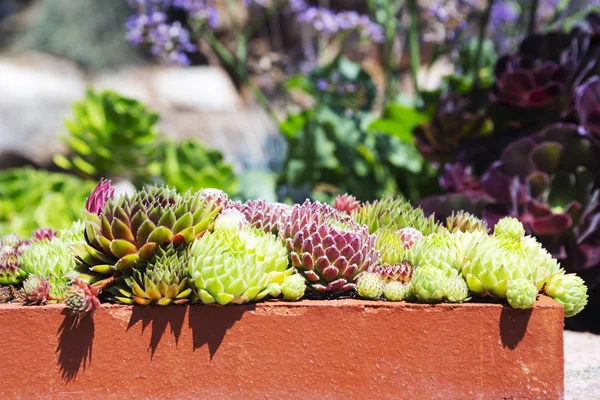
[85,179,115,215]
[333,194,361,215]
[32,228,57,242]
[280,201,378,291]
[199,188,229,210]
[577,77,600,146]
[491,29,600,129]
[414,91,492,163]
[239,200,292,234]
[23,275,50,305]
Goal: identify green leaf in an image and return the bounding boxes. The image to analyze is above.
[368,103,427,143]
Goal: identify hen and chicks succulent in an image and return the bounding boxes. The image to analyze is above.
[0,180,589,321]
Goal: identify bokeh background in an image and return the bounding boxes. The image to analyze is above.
[1,0,600,330]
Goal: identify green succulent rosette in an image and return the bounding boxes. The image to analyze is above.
[71,186,220,278]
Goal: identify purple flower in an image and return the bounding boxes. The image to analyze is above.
[296,7,384,43]
[490,1,519,26]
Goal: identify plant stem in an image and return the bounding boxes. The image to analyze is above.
[473,0,496,87]
[406,0,421,106]
[92,275,116,291]
[528,0,539,35]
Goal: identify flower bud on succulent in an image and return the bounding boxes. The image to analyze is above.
[214,209,249,232]
[410,266,446,303]
[494,217,525,241]
[85,179,115,215]
[446,211,488,233]
[444,276,470,303]
[281,274,306,301]
[356,272,385,299]
[23,275,50,305]
[506,278,537,309]
[544,272,588,317]
[383,281,410,302]
[333,194,361,215]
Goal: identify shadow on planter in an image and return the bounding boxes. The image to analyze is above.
[499,306,533,350]
[189,304,254,360]
[56,310,94,383]
[127,305,187,357]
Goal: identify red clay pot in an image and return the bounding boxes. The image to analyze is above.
[0,296,563,399]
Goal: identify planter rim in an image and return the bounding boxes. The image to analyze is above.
[0,293,560,311]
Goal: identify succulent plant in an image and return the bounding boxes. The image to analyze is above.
[32,228,57,242]
[53,90,161,184]
[20,221,85,298]
[374,229,406,265]
[352,196,439,235]
[114,244,191,306]
[72,186,220,276]
[372,262,413,284]
[414,90,493,163]
[577,76,600,147]
[356,272,384,299]
[407,231,464,277]
[281,274,307,301]
[199,188,230,209]
[494,217,525,241]
[281,201,378,292]
[446,211,488,233]
[0,234,22,249]
[65,279,101,324]
[544,272,589,317]
[491,29,600,129]
[0,247,25,285]
[506,278,537,309]
[444,276,470,303]
[333,194,361,215]
[23,275,51,305]
[397,227,424,249]
[85,179,116,216]
[462,235,531,298]
[214,209,250,232]
[410,266,446,303]
[187,230,271,305]
[383,281,410,302]
[159,139,238,196]
[239,200,292,234]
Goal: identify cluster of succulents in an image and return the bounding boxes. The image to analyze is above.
[417,12,600,326]
[0,180,589,324]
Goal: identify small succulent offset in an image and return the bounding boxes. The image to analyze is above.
[85,179,115,216]
[356,272,385,300]
[23,275,51,305]
[65,279,101,325]
[115,244,192,306]
[410,266,446,303]
[333,194,361,215]
[281,274,306,301]
[544,272,589,317]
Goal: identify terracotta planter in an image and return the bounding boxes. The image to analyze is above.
[0,296,563,399]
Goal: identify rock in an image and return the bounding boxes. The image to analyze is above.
[0,52,85,165]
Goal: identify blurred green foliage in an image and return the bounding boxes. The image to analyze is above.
[0,168,95,237]
[54,89,161,185]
